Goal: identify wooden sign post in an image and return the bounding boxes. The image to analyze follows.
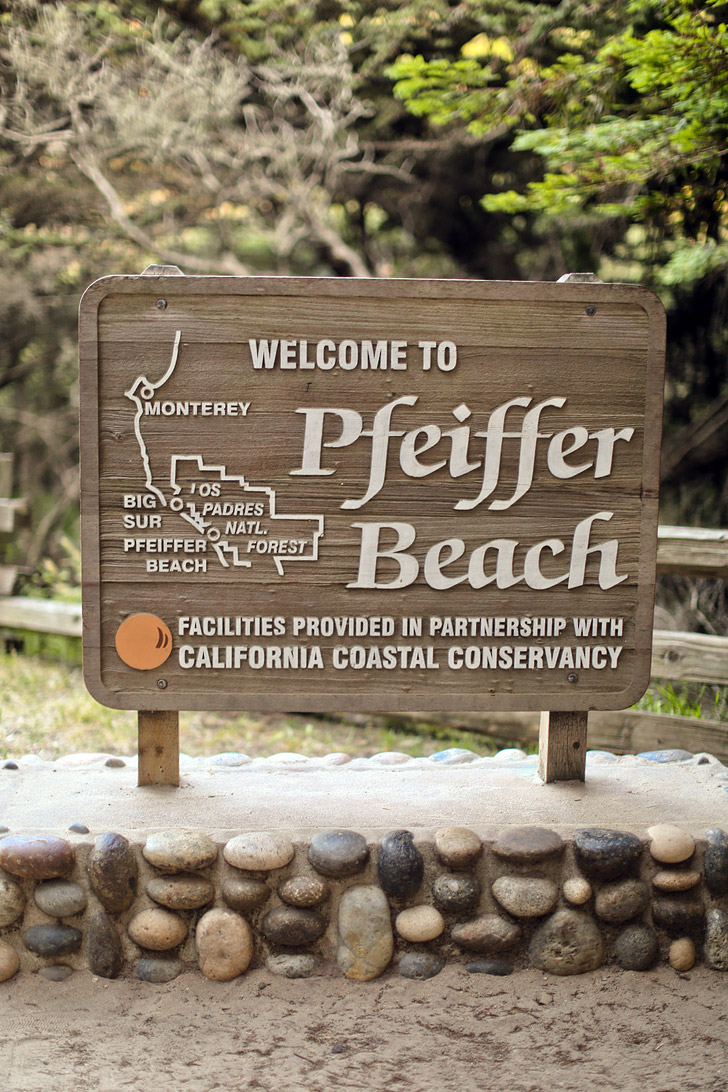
[79,273,665,785]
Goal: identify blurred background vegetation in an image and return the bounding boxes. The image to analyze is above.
[0,0,726,608]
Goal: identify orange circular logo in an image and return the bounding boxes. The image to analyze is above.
[115,614,173,670]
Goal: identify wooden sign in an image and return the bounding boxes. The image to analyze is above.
[79,276,665,713]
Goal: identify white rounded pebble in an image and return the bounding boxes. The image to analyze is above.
[367,752,411,765]
[563,877,592,905]
[395,905,445,943]
[647,823,695,864]
[224,832,295,871]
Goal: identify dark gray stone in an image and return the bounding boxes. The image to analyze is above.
[38,965,74,982]
[105,757,126,768]
[704,908,728,970]
[652,896,704,935]
[87,911,124,979]
[574,829,642,880]
[308,830,369,877]
[261,906,327,947]
[614,924,658,971]
[87,832,138,914]
[594,879,650,924]
[529,909,604,975]
[398,952,443,979]
[136,957,183,983]
[466,960,514,976]
[2,761,18,770]
[222,875,270,911]
[704,828,728,895]
[378,831,423,898]
[23,924,82,957]
[452,915,520,954]
[433,873,480,913]
[68,823,90,834]
[492,826,564,863]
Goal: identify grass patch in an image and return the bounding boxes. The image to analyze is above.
[0,650,506,761]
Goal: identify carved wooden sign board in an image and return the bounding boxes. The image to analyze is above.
[79,276,665,713]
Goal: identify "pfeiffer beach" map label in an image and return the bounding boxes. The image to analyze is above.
[79,276,665,712]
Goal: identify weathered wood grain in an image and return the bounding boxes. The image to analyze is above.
[0,596,82,637]
[652,630,728,685]
[656,525,728,578]
[137,709,179,786]
[79,275,665,713]
[538,710,588,782]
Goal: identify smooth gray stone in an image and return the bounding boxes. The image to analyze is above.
[38,965,74,982]
[146,874,214,910]
[398,952,443,980]
[574,829,642,880]
[594,879,650,924]
[492,826,564,863]
[143,830,217,873]
[466,960,514,976]
[266,953,317,979]
[34,880,87,919]
[24,924,82,957]
[433,873,480,913]
[68,823,90,834]
[704,828,728,895]
[87,911,124,979]
[491,876,558,918]
[378,831,423,898]
[136,957,183,983]
[530,910,603,975]
[105,757,126,768]
[308,830,369,877]
[614,924,658,970]
[261,906,327,947]
[704,908,728,970]
[87,832,138,914]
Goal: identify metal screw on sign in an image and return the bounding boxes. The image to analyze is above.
[157,679,168,689]
[156,299,167,310]
[567,672,579,684]
[585,306,596,316]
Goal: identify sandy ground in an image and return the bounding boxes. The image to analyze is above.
[2,965,726,1092]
